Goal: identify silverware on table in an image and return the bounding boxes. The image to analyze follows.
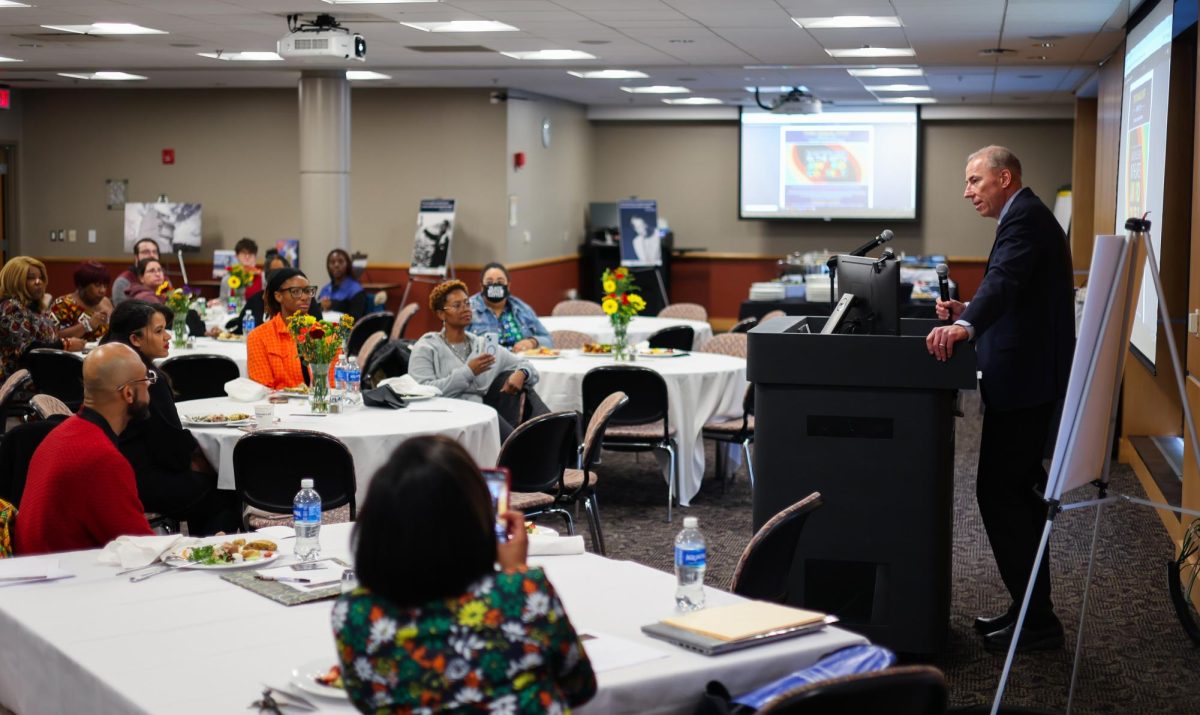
[260,685,317,712]
[128,564,176,582]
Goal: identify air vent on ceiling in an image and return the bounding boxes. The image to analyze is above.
[293,37,331,51]
[12,32,116,43]
[406,45,495,53]
[979,47,1017,56]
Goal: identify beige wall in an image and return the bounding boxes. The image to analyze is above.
[505,94,592,264]
[589,118,1074,258]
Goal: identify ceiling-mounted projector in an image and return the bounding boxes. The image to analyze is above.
[278,13,365,62]
[755,86,822,114]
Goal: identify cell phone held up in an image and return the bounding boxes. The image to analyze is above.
[481,466,511,543]
[484,332,499,356]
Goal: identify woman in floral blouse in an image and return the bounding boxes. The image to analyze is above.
[49,261,113,342]
[0,256,85,381]
[333,436,596,714]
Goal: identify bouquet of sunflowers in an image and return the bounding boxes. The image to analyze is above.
[600,267,645,360]
[162,285,195,347]
[286,311,355,365]
[225,264,255,302]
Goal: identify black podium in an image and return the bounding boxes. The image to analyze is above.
[747,316,977,653]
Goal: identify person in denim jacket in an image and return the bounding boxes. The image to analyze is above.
[467,262,553,351]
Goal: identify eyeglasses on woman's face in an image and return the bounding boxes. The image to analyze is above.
[279,286,319,298]
[441,300,470,312]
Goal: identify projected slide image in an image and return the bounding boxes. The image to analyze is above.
[1125,73,1153,222]
[780,126,873,211]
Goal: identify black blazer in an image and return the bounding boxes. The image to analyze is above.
[118,366,196,478]
[960,188,1075,411]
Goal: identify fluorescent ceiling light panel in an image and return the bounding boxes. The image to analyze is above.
[58,71,147,81]
[826,47,915,58]
[847,67,923,77]
[793,16,902,29]
[662,97,722,105]
[400,21,517,32]
[43,23,167,35]
[864,84,930,92]
[567,69,648,79]
[878,96,936,103]
[501,49,595,60]
[197,51,283,61]
[0,56,22,62]
[0,1,31,7]
[620,85,689,94]
[347,70,391,80]
[744,86,796,92]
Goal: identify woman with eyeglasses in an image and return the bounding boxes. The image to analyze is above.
[246,268,338,390]
[101,300,241,535]
[410,280,548,440]
[466,262,552,352]
[123,258,169,303]
[0,256,85,382]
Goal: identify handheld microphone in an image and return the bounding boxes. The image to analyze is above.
[848,229,894,257]
[935,263,952,324]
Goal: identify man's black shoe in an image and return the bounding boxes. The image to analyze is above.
[982,619,1064,653]
[973,611,1015,635]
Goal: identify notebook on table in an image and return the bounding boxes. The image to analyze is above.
[641,601,836,656]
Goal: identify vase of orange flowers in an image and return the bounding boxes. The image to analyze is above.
[287,311,355,412]
[225,264,255,315]
[163,287,195,348]
[600,267,646,361]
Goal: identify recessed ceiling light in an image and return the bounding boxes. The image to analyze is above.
[0,56,22,62]
[1033,42,1055,48]
[827,47,915,58]
[400,21,518,32]
[0,1,31,7]
[567,69,648,79]
[620,85,689,94]
[1028,55,1048,61]
[864,84,930,92]
[58,71,147,81]
[347,70,391,80]
[847,67,923,77]
[793,16,902,29]
[43,23,167,35]
[500,49,596,61]
[663,97,722,105]
[878,96,935,104]
[197,51,283,62]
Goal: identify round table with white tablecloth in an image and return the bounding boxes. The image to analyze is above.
[539,316,713,350]
[178,396,501,505]
[155,336,249,376]
[531,350,747,507]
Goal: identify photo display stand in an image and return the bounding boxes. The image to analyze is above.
[617,199,670,309]
[401,198,457,308]
[990,219,1200,714]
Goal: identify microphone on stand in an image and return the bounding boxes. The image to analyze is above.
[935,263,952,325]
[847,229,894,258]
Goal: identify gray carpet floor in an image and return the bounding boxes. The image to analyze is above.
[551,391,1200,713]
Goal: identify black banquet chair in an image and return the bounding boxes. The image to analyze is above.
[582,365,678,521]
[158,354,241,402]
[25,349,84,410]
[729,492,823,603]
[755,664,947,714]
[728,316,758,334]
[497,411,579,532]
[556,391,628,555]
[346,311,394,360]
[232,429,357,530]
[647,325,694,351]
[0,413,69,507]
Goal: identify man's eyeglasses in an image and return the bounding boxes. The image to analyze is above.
[279,286,319,298]
[441,301,470,311]
[116,372,158,391]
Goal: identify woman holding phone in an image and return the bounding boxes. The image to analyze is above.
[333,435,596,712]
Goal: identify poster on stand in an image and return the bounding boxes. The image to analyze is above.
[123,203,202,252]
[211,250,236,279]
[275,239,300,270]
[411,199,455,276]
[618,199,661,267]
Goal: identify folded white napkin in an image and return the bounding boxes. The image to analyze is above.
[528,534,586,556]
[379,374,441,398]
[225,377,269,402]
[97,534,191,569]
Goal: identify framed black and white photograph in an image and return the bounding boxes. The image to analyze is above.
[411,198,455,276]
[618,199,661,267]
[123,202,202,251]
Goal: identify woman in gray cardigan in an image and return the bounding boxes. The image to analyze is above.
[409,280,547,440]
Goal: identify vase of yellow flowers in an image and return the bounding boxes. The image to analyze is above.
[225,264,255,315]
[286,311,355,412]
[163,286,196,348]
[600,267,646,361]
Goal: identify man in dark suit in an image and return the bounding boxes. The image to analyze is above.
[926,145,1075,652]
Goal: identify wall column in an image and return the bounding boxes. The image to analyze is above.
[298,70,349,271]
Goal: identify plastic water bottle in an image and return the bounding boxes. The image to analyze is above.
[293,478,322,561]
[346,356,362,405]
[241,309,255,334]
[674,516,707,611]
[333,355,349,406]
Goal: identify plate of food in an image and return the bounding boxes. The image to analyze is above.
[166,538,280,570]
[637,347,689,358]
[271,386,310,400]
[525,522,559,537]
[215,331,243,342]
[580,343,614,357]
[521,347,561,359]
[291,660,350,700]
[183,412,253,427]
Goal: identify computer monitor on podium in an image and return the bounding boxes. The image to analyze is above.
[832,254,900,335]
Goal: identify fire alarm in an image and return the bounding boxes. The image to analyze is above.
[162,149,175,165]
[513,151,525,170]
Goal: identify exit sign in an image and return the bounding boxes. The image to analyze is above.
[0,89,10,110]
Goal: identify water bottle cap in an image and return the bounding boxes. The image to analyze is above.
[300,478,314,489]
[683,516,698,528]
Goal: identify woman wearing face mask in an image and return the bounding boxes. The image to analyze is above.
[466,262,552,352]
[317,248,368,319]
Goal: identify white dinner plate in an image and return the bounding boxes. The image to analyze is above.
[165,543,281,570]
[291,659,350,701]
[637,349,689,358]
[183,415,254,427]
[521,353,561,360]
[578,351,614,358]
